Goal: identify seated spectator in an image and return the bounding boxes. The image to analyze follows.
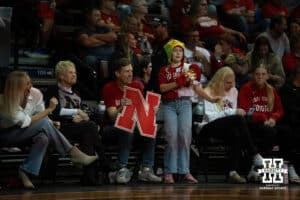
[211,33,245,75]
[0,71,97,189]
[98,0,121,32]
[259,15,290,58]
[246,35,285,88]
[45,61,107,185]
[282,33,300,77]
[114,32,142,77]
[131,0,154,42]
[287,18,300,38]
[102,57,162,184]
[280,63,300,151]
[196,67,263,183]
[33,0,56,57]
[158,39,219,184]
[77,7,117,69]
[133,56,152,92]
[238,64,300,183]
[183,27,211,84]
[262,0,290,19]
[222,0,269,35]
[224,53,249,90]
[179,0,246,51]
[121,14,152,55]
[170,0,192,26]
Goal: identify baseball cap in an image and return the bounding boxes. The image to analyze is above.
[151,16,168,27]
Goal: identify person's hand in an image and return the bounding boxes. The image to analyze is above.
[236,108,246,116]
[236,32,246,44]
[52,121,61,129]
[77,109,89,121]
[264,118,276,127]
[48,97,58,111]
[72,114,83,123]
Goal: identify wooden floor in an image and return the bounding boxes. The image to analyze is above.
[1,184,300,200]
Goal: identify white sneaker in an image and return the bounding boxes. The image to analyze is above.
[116,167,132,184]
[247,170,262,182]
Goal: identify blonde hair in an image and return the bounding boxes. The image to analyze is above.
[254,64,275,111]
[0,71,29,116]
[55,60,75,81]
[205,67,235,97]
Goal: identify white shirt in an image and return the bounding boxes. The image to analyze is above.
[0,88,45,128]
[203,87,238,123]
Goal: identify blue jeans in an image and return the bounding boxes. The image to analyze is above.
[162,98,192,174]
[102,126,156,168]
[0,118,72,176]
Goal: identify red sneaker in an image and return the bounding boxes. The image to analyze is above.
[164,174,175,184]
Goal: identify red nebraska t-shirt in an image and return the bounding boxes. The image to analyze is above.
[102,81,143,109]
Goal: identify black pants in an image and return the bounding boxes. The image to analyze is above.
[247,121,297,164]
[60,120,105,185]
[198,115,257,171]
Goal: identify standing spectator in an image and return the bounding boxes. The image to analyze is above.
[262,0,290,19]
[102,57,161,184]
[179,0,246,51]
[0,71,97,189]
[98,0,120,32]
[197,67,263,183]
[282,33,300,77]
[158,39,217,184]
[148,16,171,93]
[45,61,107,185]
[259,15,290,58]
[77,7,117,69]
[238,64,300,183]
[246,35,285,88]
[133,56,152,92]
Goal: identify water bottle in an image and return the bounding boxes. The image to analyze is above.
[98,100,106,115]
[193,100,204,122]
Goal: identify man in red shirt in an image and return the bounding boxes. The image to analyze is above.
[102,57,162,184]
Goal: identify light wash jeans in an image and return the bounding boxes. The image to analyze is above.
[102,126,156,168]
[0,118,72,176]
[162,98,192,174]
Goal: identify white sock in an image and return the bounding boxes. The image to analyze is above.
[253,153,263,166]
[289,165,299,178]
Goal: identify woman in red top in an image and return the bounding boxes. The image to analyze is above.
[238,64,300,183]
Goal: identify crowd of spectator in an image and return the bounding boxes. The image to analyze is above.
[1,0,300,189]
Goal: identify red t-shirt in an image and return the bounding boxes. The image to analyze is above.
[223,0,254,14]
[101,12,120,26]
[238,81,284,123]
[170,0,191,25]
[102,81,143,109]
[262,2,290,18]
[282,53,300,77]
[159,64,187,100]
